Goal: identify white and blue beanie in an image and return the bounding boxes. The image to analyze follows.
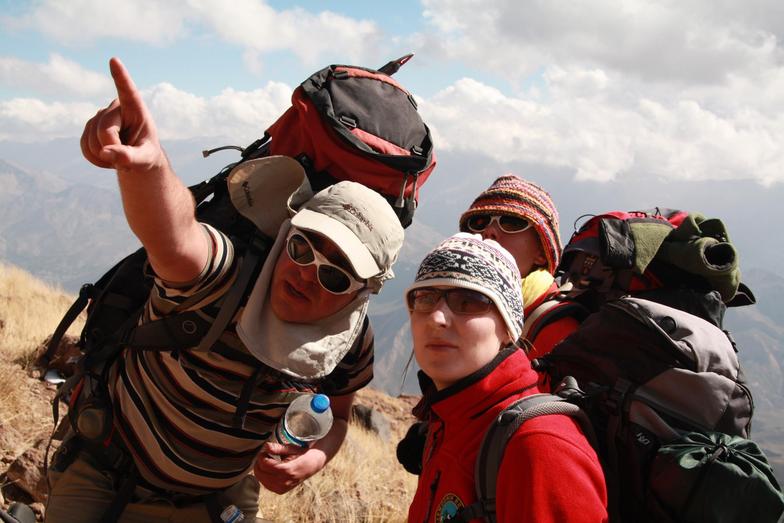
[406,233,524,341]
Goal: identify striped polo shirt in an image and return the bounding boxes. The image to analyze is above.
[108,224,374,494]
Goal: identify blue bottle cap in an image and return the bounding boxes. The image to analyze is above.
[311,394,330,413]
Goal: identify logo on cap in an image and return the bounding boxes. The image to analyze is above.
[342,203,373,231]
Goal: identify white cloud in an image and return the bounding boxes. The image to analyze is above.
[413,0,784,185]
[7,68,782,185]
[4,0,784,185]
[5,0,188,45]
[0,80,293,144]
[146,81,293,143]
[187,0,382,67]
[0,54,113,98]
[4,0,383,69]
[0,98,97,141]
[420,69,784,185]
[421,0,784,86]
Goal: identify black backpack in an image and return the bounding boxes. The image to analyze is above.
[464,361,784,523]
[457,209,783,523]
[532,294,783,522]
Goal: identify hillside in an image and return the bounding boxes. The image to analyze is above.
[0,263,419,522]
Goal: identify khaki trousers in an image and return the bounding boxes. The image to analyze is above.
[45,453,267,523]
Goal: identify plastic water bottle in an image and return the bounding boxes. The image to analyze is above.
[220,504,244,522]
[273,393,334,447]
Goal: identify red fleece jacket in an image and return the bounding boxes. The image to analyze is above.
[407,349,607,523]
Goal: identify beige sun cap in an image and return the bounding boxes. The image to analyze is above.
[228,155,311,238]
[291,181,404,281]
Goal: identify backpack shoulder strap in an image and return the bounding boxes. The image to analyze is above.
[194,231,270,353]
[522,298,589,343]
[454,393,594,523]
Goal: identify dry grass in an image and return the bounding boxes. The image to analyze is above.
[0,263,84,453]
[0,262,420,520]
[258,425,417,522]
[0,262,84,366]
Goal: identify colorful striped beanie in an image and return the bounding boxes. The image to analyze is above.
[459,175,562,274]
[406,233,524,341]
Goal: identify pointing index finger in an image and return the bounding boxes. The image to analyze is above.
[108,57,144,114]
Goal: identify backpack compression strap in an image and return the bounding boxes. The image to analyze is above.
[452,394,595,523]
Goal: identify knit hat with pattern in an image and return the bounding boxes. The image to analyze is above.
[459,175,562,274]
[406,233,524,341]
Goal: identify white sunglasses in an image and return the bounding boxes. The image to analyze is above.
[465,214,533,234]
[285,229,366,295]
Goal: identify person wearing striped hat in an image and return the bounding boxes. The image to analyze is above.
[459,175,577,358]
[396,177,577,477]
[459,175,562,276]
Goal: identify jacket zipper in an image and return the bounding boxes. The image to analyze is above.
[421,419,444,522]
[423,469,442,523]
[423,419,443,465]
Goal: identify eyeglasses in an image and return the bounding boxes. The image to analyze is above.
[465,214,533,234]
[285,230,365,295]
[407,287,494,315]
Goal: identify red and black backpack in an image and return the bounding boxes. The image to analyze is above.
[558,209,689,297]
[206,54,436,228]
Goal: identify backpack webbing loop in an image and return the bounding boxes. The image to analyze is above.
[124,311,211,350]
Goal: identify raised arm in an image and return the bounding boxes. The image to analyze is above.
[80,57,208,283]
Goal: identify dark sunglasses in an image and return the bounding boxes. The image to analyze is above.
[285,230,365,295]
[465,214,532,234]
[407,287,494,315]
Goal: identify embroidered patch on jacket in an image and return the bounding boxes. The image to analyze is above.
[436,493,465,522]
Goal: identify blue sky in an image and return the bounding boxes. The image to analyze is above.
[0,0,500,99]
[2,0,784,185]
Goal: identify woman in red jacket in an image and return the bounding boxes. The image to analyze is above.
[405,233,607,523]
[396,177,580,475]
[459,175,578,358]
